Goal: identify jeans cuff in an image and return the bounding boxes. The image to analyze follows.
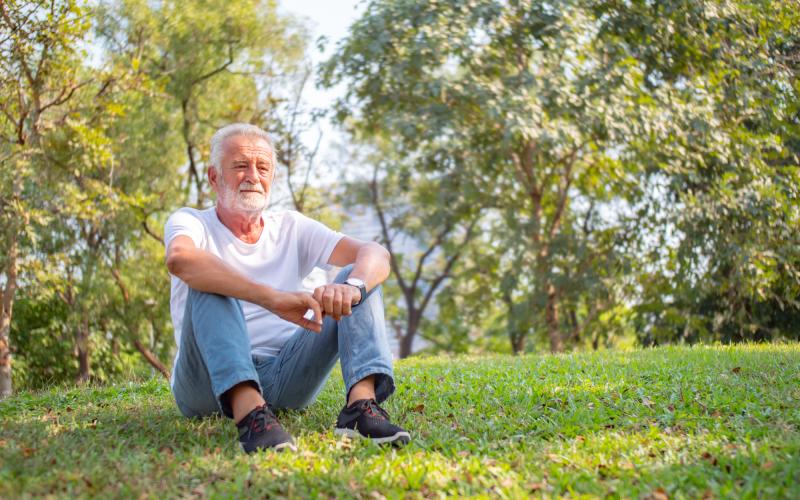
[214,372,263,419]
[346,367,395,404]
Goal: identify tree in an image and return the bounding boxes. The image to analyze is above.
[323,0,641,353]
[594,0,800,343]
[369,146,479,357]
[4,0,315,390]
[95,0,307,207]
[0,0,94,397]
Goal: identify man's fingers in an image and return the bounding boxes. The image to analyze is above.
[342,296,352,316]
[322,289,334,316]
[308,285,359,321]
[342,288,354,316]
[307,295,323,325]
[300,316,322,333]
[333,290,344,320]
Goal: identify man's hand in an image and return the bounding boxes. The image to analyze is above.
[312,283,362,321]
[268,291,324,333]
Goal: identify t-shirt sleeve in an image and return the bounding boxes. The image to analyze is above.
[164,209,206,249]
[292,211,344,275]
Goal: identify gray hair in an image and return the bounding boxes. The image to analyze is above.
[208,123,277,173]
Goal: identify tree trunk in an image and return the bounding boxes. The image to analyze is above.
[399,310,421,358]
[512,331,526,354]
[569,308,579,343]
[501,292,526,355]
[0,232,18,398]
[76,313,91,383]
[546,283,564,352]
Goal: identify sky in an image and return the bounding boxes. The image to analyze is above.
[280,0,365,114]
[274,0,367,185]
[282,0,364,52]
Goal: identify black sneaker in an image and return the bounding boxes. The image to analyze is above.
[236,404,296,453]
[334,398,411,445]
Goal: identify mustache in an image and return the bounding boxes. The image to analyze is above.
[238,182,265,194]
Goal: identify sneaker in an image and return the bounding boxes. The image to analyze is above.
[236,404,296,453]
[334,398,411,445]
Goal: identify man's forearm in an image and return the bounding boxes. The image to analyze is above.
[166,246,278,309]
[348,242,391,291]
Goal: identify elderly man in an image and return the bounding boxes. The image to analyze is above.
[164,123,409,452]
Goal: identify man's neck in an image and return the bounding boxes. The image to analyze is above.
[215,205,264,244]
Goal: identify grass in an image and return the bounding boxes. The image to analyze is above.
[1,344,799,498]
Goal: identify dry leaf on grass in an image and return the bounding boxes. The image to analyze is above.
[651,487,669,500]
[527,481,547,492]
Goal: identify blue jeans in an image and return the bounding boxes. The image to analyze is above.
[171,266,395,418]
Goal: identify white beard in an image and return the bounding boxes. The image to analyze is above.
[218,179,269,212]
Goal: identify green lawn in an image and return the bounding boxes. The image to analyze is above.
[1,344,799,498]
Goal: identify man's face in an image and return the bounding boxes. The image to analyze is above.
[212,134,275,213]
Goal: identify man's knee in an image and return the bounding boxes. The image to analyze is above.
[333,265,383,302]
[186,288,245,331]
[188,288,241,313]
[334,264,354,284]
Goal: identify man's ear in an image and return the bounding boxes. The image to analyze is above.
[208,166,218,191]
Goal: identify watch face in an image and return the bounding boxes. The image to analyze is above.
[346,278,365,287]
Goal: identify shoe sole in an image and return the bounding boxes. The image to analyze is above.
[334,427,411,445]
[240,441,297,453]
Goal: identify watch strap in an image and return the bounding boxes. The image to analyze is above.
[345,279,367,307]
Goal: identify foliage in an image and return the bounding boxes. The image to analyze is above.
[0,0,99,396]
[338,137,480,357]
[323,0,800,351]
[598,0,800,343]
[3,0,314,391]
[323,0,643,353]
[4,0,800,392]
[95,0,307,207]
[2,344,799,496]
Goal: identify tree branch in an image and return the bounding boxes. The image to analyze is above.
[410,221,454,296]
[142,219,164,244]
[110,265,169,380]
[190,43,236,87]
[369,165,411,299]
[38,79,91,114]
[419,216,479,314]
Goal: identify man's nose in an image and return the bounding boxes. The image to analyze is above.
[243,163,260,182]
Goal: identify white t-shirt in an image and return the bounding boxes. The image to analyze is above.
[164,207,344,379]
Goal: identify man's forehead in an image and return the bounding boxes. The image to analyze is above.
[223,134,273,157]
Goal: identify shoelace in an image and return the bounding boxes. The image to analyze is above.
[247,404,278,434]
[361,399,390,420]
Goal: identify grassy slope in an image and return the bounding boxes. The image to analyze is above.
[1,344,799,498]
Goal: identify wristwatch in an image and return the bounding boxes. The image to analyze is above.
[345,277,367,307]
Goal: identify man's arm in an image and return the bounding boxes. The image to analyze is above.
[312,236,391,321]
[166,235,323,332]
[328,237,391,290]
